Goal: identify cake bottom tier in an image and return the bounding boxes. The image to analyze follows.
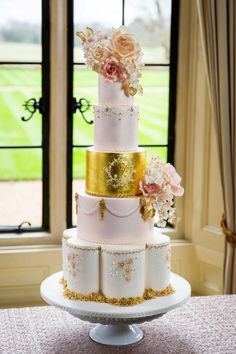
[62,228,173,306]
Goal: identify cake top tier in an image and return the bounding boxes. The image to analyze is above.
[76,26,143,98]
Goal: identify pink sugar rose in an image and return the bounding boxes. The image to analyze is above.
[100,56,127,83]
[164,163,184,196]
[143,183,161,195]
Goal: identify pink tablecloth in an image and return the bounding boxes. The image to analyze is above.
[0,295,235,354]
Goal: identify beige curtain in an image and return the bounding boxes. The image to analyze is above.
[197,0,236,293]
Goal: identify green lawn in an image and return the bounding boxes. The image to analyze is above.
[0,66,169,180]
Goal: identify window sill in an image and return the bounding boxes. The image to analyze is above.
[0,231,61,247]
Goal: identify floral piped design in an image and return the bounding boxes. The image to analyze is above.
[109,257,137,281]
[67,253,81,277]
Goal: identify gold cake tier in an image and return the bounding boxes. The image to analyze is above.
[86,147,146,197]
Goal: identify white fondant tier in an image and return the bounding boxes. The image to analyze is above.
[62,228,171,299]
[76,190,154,244]
[98,75,133,106]
[93,105,139,152]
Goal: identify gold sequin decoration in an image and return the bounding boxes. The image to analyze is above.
[99,199,106,220]
[60,278,175,306]
[140,197,156,221]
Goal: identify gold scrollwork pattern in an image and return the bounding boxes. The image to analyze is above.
[86,148,146,197]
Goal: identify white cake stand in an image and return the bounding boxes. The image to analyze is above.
[40,271,191,346]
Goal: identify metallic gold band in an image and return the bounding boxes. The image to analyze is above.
[86,147,146,197]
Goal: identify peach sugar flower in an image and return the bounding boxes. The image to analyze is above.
[111,27,141,58]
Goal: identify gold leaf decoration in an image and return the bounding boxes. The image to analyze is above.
[74,193,79,215]
[76,31,87,42]
[99,199,106,220]
[140,197,156,221]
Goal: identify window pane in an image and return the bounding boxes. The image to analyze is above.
[73,147,86,180]
[0,0,42,62]
[0,65,42,146]
[0,148,42,227]
[73,66,96,145]
[137,67,169,145]
[74,0,122,62]
[125,0,171,63]
[145,146,167,162]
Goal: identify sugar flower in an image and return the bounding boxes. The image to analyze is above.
[76,26,143,96]
[139,155,184,227]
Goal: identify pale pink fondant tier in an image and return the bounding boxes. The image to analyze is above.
[98,75,134,106]
[76,190,154,244]
[93,105,139,152]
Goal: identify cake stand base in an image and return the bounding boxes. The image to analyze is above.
[90,324,143,345]
[41,272,191,346]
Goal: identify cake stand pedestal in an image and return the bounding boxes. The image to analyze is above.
[40,272,191,346]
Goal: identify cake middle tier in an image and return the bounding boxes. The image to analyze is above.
[86,147,146,197]
[75,190,154,244]
[94,105,139,152]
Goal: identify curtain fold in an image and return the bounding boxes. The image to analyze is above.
[197,0,236,294]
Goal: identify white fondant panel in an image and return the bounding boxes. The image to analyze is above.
[93,105,139,152]
[98,75,134,106]
[146,239,171,291]
[62,229,74,280]
[65,237,100,295]
[101,246,145,298]
[76,190,154,244]
[62,229,171,299]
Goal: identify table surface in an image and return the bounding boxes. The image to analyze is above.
[0,295,236,354]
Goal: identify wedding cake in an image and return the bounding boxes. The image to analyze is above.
[61,27,184,306]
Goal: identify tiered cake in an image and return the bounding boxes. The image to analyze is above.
[61,27,184,306]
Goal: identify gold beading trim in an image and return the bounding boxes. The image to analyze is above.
[60,278,175,306]
[86,148,146,197]
[146,243,169,250]
[67,243,100,252]
[101,248,145,255]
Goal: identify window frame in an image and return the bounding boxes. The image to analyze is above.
[0,0,50,234]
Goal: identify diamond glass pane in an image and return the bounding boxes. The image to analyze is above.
[0,148,42,227]
[0,65,42,146]
[125,0,171,63]
[0,0,42,62]
[137,67,169,145]
[74,0,122,63]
